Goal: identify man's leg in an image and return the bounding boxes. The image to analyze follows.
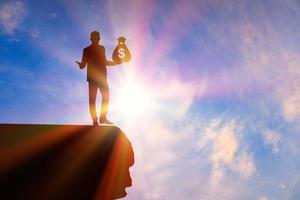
[89,82,98,125]
[99,80,112,124]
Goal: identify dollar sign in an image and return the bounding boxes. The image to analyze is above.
[118,48,125,59]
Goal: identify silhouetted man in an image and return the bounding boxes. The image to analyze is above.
[76,31,116,125]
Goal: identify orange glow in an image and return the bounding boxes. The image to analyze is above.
[0,125,83,173]
[95,133,134,200]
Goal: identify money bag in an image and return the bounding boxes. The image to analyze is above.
[112,37,131,64]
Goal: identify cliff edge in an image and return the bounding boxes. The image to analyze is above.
[0,124,134,200]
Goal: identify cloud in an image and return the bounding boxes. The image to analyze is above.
[233,152,256,179]
[282,93,300,123]
[1,0,299,199]
[119,77,198,200]
[198,119,255,185]
[199,2,300,126]
[279,183,286,189]
[233,21,300,124]
[0,1,26,34]
[262,129,282,154]
[258,197,268,200]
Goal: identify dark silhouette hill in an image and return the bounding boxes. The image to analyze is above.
[0,124,134,200]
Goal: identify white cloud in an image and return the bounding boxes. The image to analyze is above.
[258,197,268,200]
[233,152,255,179]
[198,119,255,185]
[234,21,300,124]
[202,7,300,125]
[280,183,286,189]
[0,1,26,34]
[262,129,282,154]
[282,93,300,123]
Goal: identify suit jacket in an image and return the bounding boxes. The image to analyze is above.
[82,44,107,83]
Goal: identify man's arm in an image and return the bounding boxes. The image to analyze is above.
[106,61,116,66]
[75,49,87,69]
[102,46,116,67]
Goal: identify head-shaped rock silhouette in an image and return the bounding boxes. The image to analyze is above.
[0,125,134,200]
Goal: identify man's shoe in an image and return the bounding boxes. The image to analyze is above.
[93,121,99,126]
[99,118,113,125]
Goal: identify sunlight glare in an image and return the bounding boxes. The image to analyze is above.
[113,82,156,119]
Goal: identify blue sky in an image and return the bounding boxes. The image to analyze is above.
[1,0,300,199]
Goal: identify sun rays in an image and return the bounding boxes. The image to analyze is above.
[111,78,157,120]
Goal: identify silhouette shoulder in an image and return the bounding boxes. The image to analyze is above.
[99,45,105,50]
[84,46,91,51]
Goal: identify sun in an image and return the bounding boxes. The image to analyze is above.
[112,81,156,119]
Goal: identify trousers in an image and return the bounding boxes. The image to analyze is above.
[88,80,109,122]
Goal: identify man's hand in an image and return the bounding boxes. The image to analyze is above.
[76,61,85,69]
[107,61,117,66]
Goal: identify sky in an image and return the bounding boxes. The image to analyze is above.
[0,0,300,199]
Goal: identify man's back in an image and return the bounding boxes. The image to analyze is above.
[83,44,107,82]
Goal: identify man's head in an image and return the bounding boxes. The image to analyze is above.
[90,31,100,44]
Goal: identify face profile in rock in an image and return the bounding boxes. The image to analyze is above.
[0,125,134,200]
[94,126,135,199]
